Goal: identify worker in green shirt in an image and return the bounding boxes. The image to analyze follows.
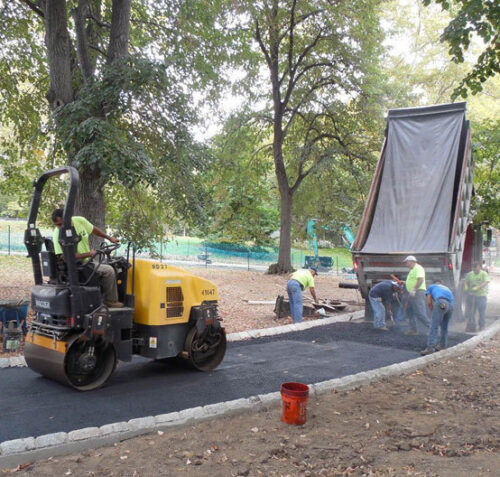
[52,208,123,308]
[464,262,489,332]
[403,255,429,335]
[286,267,318,323]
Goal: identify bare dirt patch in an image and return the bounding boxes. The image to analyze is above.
[4,333,500,476]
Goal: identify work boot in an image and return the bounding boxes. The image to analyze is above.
[435,343,442,351]
[375,326,390,331]
[106,301,124,308]
[420,347,436,356]
[404,330,418,336]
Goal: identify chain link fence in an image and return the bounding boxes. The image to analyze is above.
[0,224,353,272]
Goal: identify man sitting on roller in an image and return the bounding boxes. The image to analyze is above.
[51,208,123,308]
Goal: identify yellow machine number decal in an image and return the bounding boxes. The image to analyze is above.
[151,264,168,270]
[202,288,216,296]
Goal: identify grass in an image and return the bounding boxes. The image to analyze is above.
[0,255,32,284]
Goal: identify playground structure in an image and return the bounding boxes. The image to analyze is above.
[304,219,354,271]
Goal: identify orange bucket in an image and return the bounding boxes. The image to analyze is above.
[281,382,309,425]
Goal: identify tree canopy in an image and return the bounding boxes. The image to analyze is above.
[0,0,498,263]
[423,0,499,98]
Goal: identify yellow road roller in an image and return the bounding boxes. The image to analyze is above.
[24,167,226,390]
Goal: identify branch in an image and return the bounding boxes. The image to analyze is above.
[278,9,323,44]
[88,43,108,57]
[282,76,338,136]
[89,12,110,28]
[19,0,44,17]
[255,19,272,71]
[286,0,297,88]
[72,0,93,84]
[282,30,325,108]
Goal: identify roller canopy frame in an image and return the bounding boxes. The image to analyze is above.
[24,166,89,320]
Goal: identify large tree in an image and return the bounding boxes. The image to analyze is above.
[229,0,383,272]
[0,0,229,237]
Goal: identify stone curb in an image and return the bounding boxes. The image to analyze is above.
[0,356,27,369]
[1,318,498,468]
[0,310,364,369]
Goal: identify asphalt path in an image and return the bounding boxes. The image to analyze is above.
[0,321,471,443]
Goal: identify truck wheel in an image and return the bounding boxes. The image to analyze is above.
[183,325,226,371]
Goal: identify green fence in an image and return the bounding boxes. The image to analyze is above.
[0,225,352,271]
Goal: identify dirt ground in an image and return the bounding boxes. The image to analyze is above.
[0,258,362,357]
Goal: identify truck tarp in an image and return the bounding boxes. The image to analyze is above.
[358,103,466,254]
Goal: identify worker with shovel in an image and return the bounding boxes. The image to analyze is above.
[368,280,404,330]
[286,267,318,323]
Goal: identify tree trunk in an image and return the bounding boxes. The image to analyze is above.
[107,0,131,63]
[74,166,106,247]
[39,0,132,238]
[44,0,74,109]
[273,117,294,273]
[277,188,293,273]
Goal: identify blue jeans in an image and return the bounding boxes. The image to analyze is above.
[369,295,386,328]
[407,290,429,332]
[394,291,409,325]
[467,295,487,329]
[287,280,303,323]
[427,298,453,348]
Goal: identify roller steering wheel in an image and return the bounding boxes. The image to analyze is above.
[82,241,120,286]
[95,241,121,261]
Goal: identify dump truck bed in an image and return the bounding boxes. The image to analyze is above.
[351,102,475,301]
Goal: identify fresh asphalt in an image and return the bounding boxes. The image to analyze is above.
[0,321,471,443]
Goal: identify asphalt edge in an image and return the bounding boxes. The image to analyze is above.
[0,310,365,369]
[1,318,499,468]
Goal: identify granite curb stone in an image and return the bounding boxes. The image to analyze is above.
[1,318,498,468]
[68,427,100,442]
[34,433,68,449]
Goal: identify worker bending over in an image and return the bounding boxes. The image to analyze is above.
[421,281,454,355]
[368,280,403,330]
[286,267,318,323]
[52,209,123,308]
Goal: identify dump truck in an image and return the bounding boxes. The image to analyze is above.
[351,102,483,320]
